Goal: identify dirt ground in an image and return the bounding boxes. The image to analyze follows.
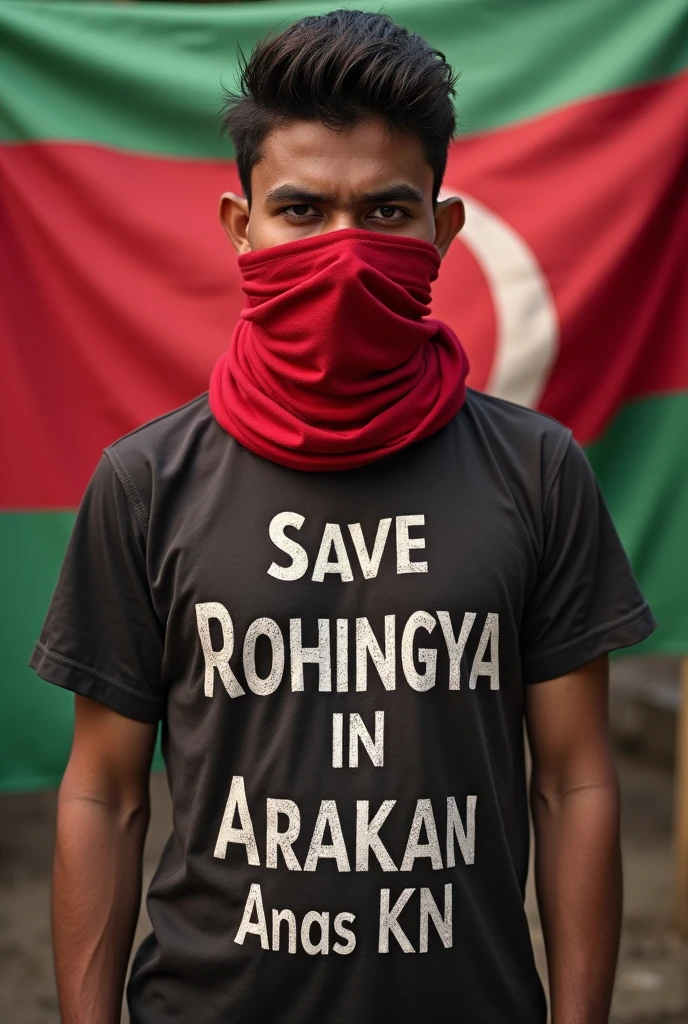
[1,751,686,1023]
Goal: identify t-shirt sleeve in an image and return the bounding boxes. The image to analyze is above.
[521,435,657,684]
[29,453,165,721]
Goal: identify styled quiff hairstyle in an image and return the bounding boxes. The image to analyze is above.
[221,9,457,203]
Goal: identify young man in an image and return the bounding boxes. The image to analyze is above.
[31,10,656,1024]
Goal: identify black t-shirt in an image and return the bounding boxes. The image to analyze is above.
[31,390,655,1024]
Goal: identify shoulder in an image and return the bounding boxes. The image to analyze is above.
[107,392,214,460]
[459,389,573,508]
[103,393,226,529]
[462,388,571,449]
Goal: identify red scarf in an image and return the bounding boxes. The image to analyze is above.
[210,228,469,471]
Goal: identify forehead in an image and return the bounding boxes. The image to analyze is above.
[251,118,433,198]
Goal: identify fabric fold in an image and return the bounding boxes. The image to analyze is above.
[210,228,469,470]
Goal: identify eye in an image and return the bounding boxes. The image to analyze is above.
[370,206,408,221]
[284,204,318,217]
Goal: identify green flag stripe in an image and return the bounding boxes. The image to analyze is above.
[585,392,688,659]
[2,391,686,791]
[1,511,75,792]
[0,510,163,793]
[0,0,686,158]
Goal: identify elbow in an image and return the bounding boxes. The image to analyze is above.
[529,766,620,819]
[58,770,151,833]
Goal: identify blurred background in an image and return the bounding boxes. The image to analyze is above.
[0,0,687,1021]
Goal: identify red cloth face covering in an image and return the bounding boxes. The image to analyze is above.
[210,228,470,471]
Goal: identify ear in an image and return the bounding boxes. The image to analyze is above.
[219,192,251,255]
[433,196,465,258]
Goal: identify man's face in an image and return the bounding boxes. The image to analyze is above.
[220,117,464,257]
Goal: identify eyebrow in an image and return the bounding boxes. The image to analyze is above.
[264,185,332,204]
[263,183,425,205]
[360,185,425,205]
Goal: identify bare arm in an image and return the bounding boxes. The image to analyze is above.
[52,694,158,1024]
[525,655,622,1024]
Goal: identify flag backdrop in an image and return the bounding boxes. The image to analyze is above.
[0,0,687,790]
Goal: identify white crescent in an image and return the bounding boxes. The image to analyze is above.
[439,189,560,409]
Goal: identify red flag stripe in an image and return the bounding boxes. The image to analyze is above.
[1,73,686,508]
[443,72,688,435]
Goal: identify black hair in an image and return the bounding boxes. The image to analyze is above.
[221,9,457,203]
